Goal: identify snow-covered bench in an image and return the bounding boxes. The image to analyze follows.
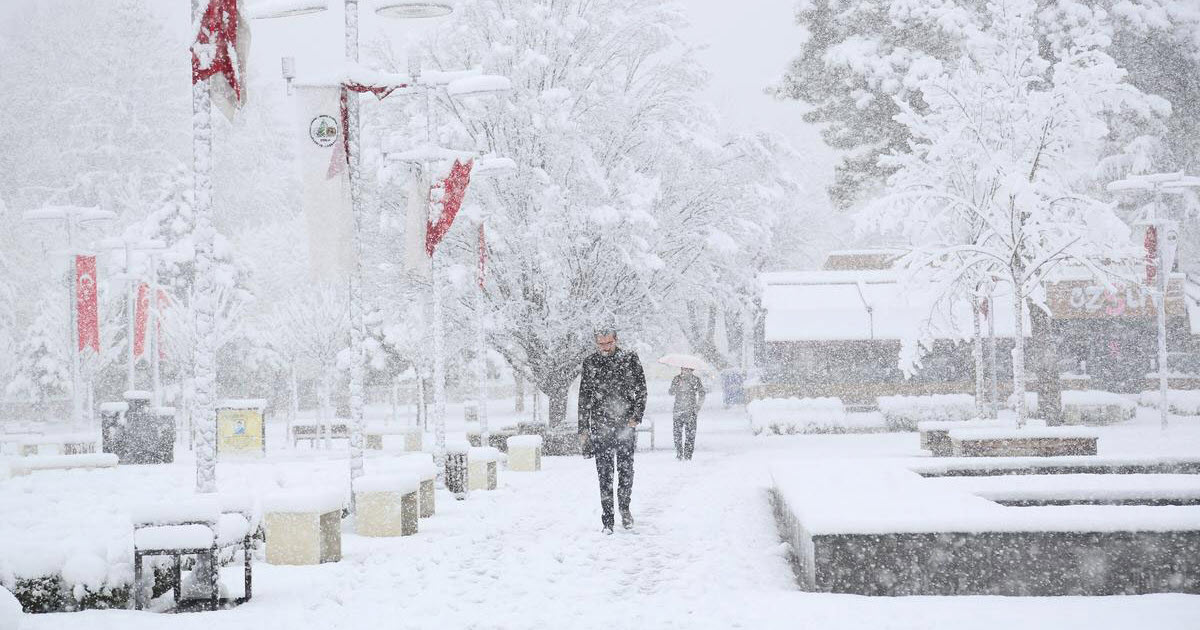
[131,495,258,611]
[354,474,420,537]
[391,457,437,517]
[917,419,1007,457]
[1060,391,1135,425]
[364,424,422,451]
[468,447,500,491]
[9,453,118,476]
[263,489,343,565]
[290,421,349,447]
[949,426,1099,457]
[12,433,99,456]
[506,435,543,472]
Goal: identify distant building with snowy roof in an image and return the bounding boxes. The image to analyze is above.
[753,250,1200,405]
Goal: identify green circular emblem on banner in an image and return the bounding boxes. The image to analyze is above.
[309,115,339,147]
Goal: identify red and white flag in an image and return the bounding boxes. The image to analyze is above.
[76,256,99,353]
[192,0,249,120]
[425,159,474,257]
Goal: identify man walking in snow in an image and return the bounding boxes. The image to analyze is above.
[578,328,647,534]
[669,367,705,460]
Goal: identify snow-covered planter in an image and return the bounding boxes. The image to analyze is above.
[0,558,131,614]
[468,447,500,491]
[916,418,1007,456]
[262,489,344,565]
[747,397,851,435]
[1060,391,1135,425]
[353,475,420,537]
[506,435,543,472]
[877,394,976,431]
[1138,390,1200,416]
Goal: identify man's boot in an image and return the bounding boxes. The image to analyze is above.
[620,507,634,530]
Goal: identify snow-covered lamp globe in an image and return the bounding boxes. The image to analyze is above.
[247,0,330,19]
[374,0,454,19]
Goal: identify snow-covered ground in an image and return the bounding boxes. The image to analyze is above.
[5,388,1200,629]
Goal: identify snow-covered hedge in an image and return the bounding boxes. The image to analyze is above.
[1137,390,1200,416]
[876,394,976,431]
[748,397,864,435]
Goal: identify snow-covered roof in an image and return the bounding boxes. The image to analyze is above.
[759,270,1025,342]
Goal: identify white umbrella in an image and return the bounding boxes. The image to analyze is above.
[657,354,713,372]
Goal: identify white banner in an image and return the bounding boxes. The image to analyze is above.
[293,85,353,280]
[403,166,431,279]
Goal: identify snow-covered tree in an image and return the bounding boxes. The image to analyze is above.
[857,0,1164,423]
[779,0,1200,208]
[5,294,71,414]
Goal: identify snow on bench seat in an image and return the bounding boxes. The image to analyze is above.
[949,426,1099,457]
[134,524,215,551]
[10,453,118,475]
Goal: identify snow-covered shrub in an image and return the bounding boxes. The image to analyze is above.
[1138,390,1200,416]
[1060,391,1136,425]
[877,394,976,431]
[748,397,850,435]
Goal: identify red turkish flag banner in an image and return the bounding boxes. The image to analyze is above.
[134,283,150,358]
[76,256,99,353]
[425,159,474,256]
[192,0,248,119]
[1145,225,1158,286]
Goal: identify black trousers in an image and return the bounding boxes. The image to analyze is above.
[673,411,697,459]
[592,425,636,528]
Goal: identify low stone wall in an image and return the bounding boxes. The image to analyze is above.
[804,530,1200,596]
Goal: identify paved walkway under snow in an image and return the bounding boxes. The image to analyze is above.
[16,405,1200,629]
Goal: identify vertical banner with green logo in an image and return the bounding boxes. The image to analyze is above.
[294,85,353,280]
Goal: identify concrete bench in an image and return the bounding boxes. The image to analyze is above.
[263,490,344,565]
[917,419,1007,457]
[392,457,437,518]
[10,453,118,476]
[468,447,500,491]
[4,433,98,456]
[290,422,349,448]
[131,495,257,610]
[354,474,420,537]
[364,424,422,451]
[506,435,543,472]
[949,427,1099,457]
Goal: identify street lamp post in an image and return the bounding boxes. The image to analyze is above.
[22,206,116,429]
[1107,172,1200,430]
[95,237,167,396]
[254,0,458,492]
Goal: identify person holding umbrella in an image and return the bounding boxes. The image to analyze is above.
[661,354,708,461]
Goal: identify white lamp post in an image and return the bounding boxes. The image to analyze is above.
[1107,172,1200,430]
[94,237,168,398]
[254,0,457,491]
[22,206,116,429]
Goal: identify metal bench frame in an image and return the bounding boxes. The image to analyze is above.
[132,509,257,611]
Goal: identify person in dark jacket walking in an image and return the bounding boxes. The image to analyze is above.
[577,328,647,534]
[669,367,705,460]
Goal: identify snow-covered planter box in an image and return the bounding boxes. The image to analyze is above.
[1060,391,1135,425]
[506,435,543,472]
[353,475,420,537]
[916,419,1007,457]
[468,447,500,491]
[1137,390,1200,416]
[262,490,343,565]
[949,426,1099,457]
[747,397,851,435]
[0,552,132,614]
[878,394,976,431]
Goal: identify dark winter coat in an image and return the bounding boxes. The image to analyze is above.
[577,348,648,437]
[669,372,705,415]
